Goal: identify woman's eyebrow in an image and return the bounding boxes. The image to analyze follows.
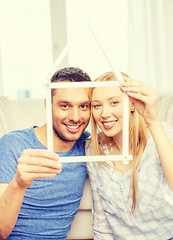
[108,96,120,100]
[92,97,120,102]
[91,100,100,103]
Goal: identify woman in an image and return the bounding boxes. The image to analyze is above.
[86,72,173,239]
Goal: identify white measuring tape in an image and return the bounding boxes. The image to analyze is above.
[46,20,132,163]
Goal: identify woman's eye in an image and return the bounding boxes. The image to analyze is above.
[93,104,101,109]
[111,101,118,106]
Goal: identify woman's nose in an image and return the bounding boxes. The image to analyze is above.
[101,106,111,118]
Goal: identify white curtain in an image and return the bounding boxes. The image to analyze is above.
[128,0,173,93]
[158,93,173,126]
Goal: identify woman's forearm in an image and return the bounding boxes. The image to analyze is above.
[148,120,173,191]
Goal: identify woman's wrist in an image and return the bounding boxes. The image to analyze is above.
[146,117,161,132]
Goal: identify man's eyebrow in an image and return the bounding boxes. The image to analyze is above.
[56,100,90,104]
[57,100,70,104]
[80,101,91,104]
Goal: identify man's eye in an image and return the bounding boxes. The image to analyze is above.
[60,104,69,109]
[80,104,89,110]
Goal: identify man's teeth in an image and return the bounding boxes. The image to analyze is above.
[67,125,79,129]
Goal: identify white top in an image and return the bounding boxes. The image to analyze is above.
[86,123,173,240]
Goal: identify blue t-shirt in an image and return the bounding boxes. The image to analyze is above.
[0,126,90,239]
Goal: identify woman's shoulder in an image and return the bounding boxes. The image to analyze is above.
[85,138,92,155]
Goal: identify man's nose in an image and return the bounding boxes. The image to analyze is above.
[69,107,81,122]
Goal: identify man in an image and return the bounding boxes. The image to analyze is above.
[0,67,91,239]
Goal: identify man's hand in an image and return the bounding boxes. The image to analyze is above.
[15,149,62,189]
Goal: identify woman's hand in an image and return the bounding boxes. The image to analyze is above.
[122,76,159,127]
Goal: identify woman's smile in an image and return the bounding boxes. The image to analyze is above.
[101,120,117,129]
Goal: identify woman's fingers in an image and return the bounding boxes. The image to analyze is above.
[123,77,149,95]
[122,77,156,102]
[122,76,159,125]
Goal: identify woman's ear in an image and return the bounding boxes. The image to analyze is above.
[131,104,135,113]
[131,107,135,113]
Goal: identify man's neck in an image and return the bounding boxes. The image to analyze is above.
[53,130,75,152]
[34,124,76,152]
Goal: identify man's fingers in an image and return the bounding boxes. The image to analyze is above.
[16,149,62,188]
[18,156,62,170]
[34,173,60,179]
[18,164,61,174]
[17,173,59,186]
[22,149,59,161]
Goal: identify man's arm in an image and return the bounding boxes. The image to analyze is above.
[0,182,26,239]
[0,149,62,239]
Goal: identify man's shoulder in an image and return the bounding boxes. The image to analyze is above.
[0,126,35,147]
[79,130,91,141]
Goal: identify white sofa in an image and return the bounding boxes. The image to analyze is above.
[0,93,172,239]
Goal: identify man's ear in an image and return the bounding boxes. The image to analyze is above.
[44,99,46,109]
[44,97,53,110]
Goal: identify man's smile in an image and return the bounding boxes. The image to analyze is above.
[65,124,82,133]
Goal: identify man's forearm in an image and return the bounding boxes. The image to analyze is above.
[0,177,26,239]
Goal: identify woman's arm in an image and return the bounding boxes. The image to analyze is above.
[147,120,173,191]
[122,77,173,191]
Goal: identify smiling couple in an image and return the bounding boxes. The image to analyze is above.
[0,67,173,240]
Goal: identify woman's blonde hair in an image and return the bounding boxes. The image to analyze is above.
[91,72,148,213]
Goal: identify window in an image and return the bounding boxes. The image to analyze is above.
[0,0,128,99]
[66,0,128,80]
[0,0,52,99]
